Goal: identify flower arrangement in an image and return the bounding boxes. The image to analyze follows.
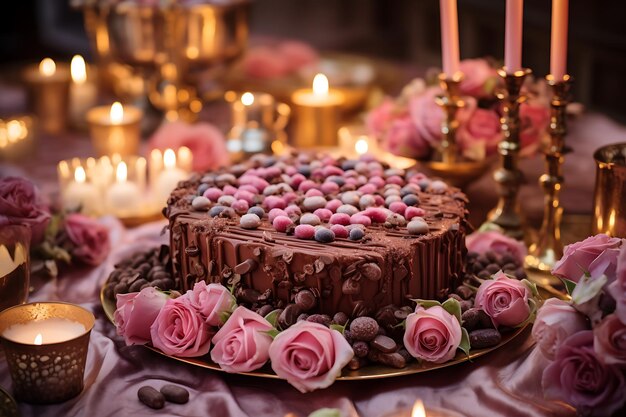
[0,176,111,276]
[366,58,550,162]
[532,234,626,416]
[114,260,539,393]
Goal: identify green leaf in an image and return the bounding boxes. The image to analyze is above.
[571,274,607,306]
[477,222,504,233]
[521,279,539,298]
[393,320,407,330]
[330,324,345,334]
[219,310,232,325]
[562,278,577,296]
[458,327,470,358]
[264,309,281,328]
[442,298,462,323]
[411,299,442,309]
[308,408,342,417]
[264,329,280,340]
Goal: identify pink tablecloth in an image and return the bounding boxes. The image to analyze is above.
[0,220,575,417]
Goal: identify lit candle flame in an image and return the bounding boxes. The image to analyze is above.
[411,400,426,417]
[110,102,124,124]
[116,161,128,183]
[164,149,176,170]
[241,92,255,106]
[355,138,369,155]
[39,58,56,77]
[74,166,86,183]
[312,73,329,96]
[34,333,43,345]
[70,55,87,84]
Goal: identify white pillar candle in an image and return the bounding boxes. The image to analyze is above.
[63,166,100,215]
[504,0,524,73]
[69,55,98,128]
[154,149,188,205]
[2,318,86,345]
[106,161,142,217]
[439,0,461,77]
[550,0,569,80]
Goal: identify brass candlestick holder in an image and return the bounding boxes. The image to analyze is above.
[486,68,531,239]
[526,74,573,271]
[435,73,464,164]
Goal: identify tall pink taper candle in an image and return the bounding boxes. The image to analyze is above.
[504,0,524,73]
[550,0,569,80]
[439,0,460,77]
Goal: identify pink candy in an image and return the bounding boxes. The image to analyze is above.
[325,199,342,213]
[223,185,238,195]
[322,165,344,177]
[374,195,385,206]
[369,176,385,188]
[350,214,372,226]
[239,175,270,193]
[239,184,258,194]
[314,208,333,222]
[387,175,405,186]
[231,199,249,213]
[268,208,288,223]
[290,173,306,188]
[285,205,302,217]
[203,187,223,202]
[405,207,426,220]
[273,215,294,232]
[358,183,377,194]
[329,213,351,226]
[389,201,408,215]
[285,166,297,176]
[298,180,318,193]
[264,166,282,179]
[234,189,256,204]
[363,207,388,223]
[283,192,299,204]
[294,224,315,240]
[305,188,324,197]
[330,224,349,239]
[264,196,287,210]
[321,181,339,194]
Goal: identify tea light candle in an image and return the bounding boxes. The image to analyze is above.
[105,161,142,217]
[86,101,142,157]
[2,318,86,345]
[63,166,100,215]
[23,58,70,135]
[154,149,188,204]
[291,73,345,147]
[382,400,466,417]
[338,126,379,158]
[69,55,98,128]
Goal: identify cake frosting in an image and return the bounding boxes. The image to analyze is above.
[165,153,469,320]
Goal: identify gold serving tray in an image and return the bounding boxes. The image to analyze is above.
[101,278,535,380]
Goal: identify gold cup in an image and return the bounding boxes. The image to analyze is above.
[0,302,95,404]
[592,143,626,237]
[0,225,30,313]
[86,102,142,157]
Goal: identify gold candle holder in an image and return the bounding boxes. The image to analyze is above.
[486,68,531,239]
[435,72,464,164]
[0,225,30,313]
[592,142,626,238]
[526,74,572,271]
[0,302,95,404]
[23,59,71,135]
[86,101,142,157]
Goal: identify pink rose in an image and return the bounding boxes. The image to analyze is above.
[210,306,274,373]
[65,213,111,266]
[458,59,497,98]
[277,40,318,72]
[114,287,169,345]
[269,321,354,393]
[243,46,291,79]
[183,281,235,327]
[475,271,531,328]
[366,98,395,137]
[148,121,230,172]
[519,102,550,156]
[384,115,432,160]
[531,298,588,359]
[0,177,50,244]
[150,297,213,357]
[594,314,626,365]
[408,86,444,147]
[608,246,626,324]
[466,230,528,265]
[542,331,625,417]
[403,305,462,364]
[457,107,502,157]
[552,234,623,283]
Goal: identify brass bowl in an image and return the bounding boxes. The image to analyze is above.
[419,160,491,188]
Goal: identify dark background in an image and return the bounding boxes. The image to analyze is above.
[1,0,626,121]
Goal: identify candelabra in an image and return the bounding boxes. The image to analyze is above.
[486,68,531,240]
[435,73,464,164]
[526,74,572,271]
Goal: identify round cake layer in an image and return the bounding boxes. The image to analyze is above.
[166,153,469,318]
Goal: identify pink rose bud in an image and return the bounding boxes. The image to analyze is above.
[321,181,340,194]
[532,298,588,360]
[264,195,287,210]
[389,201,407,215]
[223,185,238,195]
[350,214,372,226]
[268,208,288,223]
[329,213,351,226]
[203,187,223,202]
[273,215,294,232]
[314,208,333,222]
[184,281,236,327]
[114,287,169,345]
[405,206,426,220]
[404,306,462,364]
[330,224,349,238]
[295,224,316,239]
[552,234,622,283]
[325,199,343,213]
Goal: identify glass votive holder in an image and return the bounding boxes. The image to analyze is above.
[86,102,142,157]
[0,225,30,313]
[593,142,626,237]
[0,302,95,404]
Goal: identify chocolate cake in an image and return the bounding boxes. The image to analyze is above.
[166,153,469,319]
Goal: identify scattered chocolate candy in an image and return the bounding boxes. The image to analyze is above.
[353,341,370,358]
[247,206,265,219]
[191,196,211,210]
[350,317,379,341]
[469,328,502,349]
[294,289,317,311]
[300,213,321,226]
[407,219,429,235]
[273,216,294,233]
[330,224,349,238]
[138,386,165,410]
[208,205,227,217]
[314,227,335,243]
[160,384,189,404]
[371,334,397,353]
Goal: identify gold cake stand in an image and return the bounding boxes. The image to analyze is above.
[99,281,555,380]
